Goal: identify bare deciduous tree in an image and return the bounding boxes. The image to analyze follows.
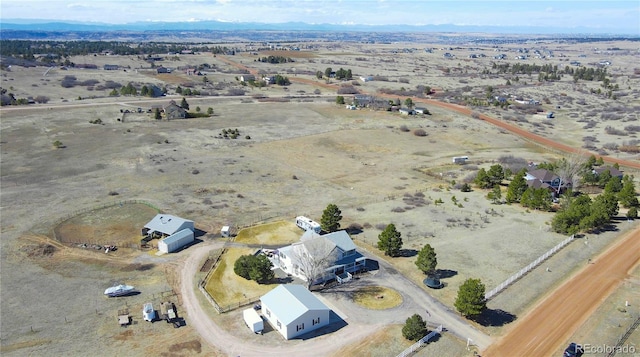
[556,151,588,195]
[291,237,338,289]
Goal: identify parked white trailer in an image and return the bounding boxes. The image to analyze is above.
[296,216,321,233]
[221,226,231,238]
[452,156,469,164]
[243,308,264,334]
[158,228,194,253]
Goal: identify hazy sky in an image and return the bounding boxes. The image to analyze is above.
[1,0,639,33]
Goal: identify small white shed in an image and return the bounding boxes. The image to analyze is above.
[243,308,264,334]
[158,228,194,253]
[221,226,231,238]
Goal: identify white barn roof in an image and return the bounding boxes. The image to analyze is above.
[260,284,329,325]
[160,228,193,246]
[144,214,194,236]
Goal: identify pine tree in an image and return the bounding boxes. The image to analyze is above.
[415,244,437,276]
[506,169,528,203]
[377,224,403,257]
[402,314,427,341]
[180,97,189,110]
[487,185,502,204]
[618,175,639,208]
[320,204,342,233]
[454,278,486,317]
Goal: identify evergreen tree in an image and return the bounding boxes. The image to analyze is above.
[454,278,486,317]
[487,185,502,204]
[618,175,639,208]
[402,314,427,341]
[233,255,252,280]
[475,168,491,189]
[487,164,505,187]
[234,254,274,283]
[154,108,161,120]
[320,204,342,233]
[377,224,403,257]
[604,176,622,194]
[415,244,437,276]
[336,96,345,105]
[248,254,275,283]
[180,97,189,110]
[506,169,528,203]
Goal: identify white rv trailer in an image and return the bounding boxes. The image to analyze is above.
[295,216,321,233]
[452,156,469,164]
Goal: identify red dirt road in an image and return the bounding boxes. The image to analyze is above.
[217,55,640,170]
[483,227,640,357]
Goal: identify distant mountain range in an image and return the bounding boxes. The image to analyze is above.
[1,19,636,36]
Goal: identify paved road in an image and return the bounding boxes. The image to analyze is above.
[483,226,640,356]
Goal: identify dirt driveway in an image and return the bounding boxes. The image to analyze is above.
[483,226,640,356]
[180,242,491,356]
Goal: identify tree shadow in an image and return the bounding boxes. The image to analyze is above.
[472,308,516,327]
[274,276,294,284]
[588,223,619,234]
[398,249,418,257]
[346,227,363,235]
[434,269,458,279]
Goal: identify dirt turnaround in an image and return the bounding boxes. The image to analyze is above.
[483,227,640,357]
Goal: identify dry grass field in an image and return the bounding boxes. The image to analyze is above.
[1,39,639,356]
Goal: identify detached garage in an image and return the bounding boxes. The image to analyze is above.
[158,229,194,253]
[260,284,331,340]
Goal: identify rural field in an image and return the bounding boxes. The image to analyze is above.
[1,38,639,356]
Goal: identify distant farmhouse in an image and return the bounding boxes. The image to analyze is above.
[240,74,255,82]
[525,168,572,196]
[164,101,187,119]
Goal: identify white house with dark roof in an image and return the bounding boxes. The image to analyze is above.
[272,230,366,284]
[260,284,331,340]
[142,214,194,238]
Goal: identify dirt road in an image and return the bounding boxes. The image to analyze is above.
[216,55,640,170]
[179,242,492,355]
[483,227,640,356]
[417,99,640,170]
[180,243,382,356]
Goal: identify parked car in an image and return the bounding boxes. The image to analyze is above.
[563,342,583,357]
